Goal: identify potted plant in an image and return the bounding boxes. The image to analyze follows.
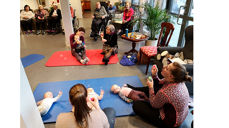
[131,3,171,46]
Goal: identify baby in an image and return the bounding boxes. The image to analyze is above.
[87,88,104,109]
[111,84,133,103]
[37,91,63,116]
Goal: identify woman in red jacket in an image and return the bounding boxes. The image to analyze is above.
[120,2,134,34]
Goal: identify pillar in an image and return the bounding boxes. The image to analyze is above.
[20,62,45,128]
[59,0,74,47]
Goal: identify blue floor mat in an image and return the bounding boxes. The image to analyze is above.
[21,54,45,68]
[33,76,144,123]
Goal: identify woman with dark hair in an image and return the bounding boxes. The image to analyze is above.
[56,84,116,128]
[127,62,192,127]
[35,5,49,35]
[71,27,90,64]
[20,5,34,34]
[100,24,118,65]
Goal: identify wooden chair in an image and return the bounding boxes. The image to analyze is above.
[139,22,175,75]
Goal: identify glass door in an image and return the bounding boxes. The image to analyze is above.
[168,0,193,47]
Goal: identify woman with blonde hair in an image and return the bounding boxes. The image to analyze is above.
[35,5,49,35]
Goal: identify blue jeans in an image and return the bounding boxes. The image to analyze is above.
[102,107,116,128]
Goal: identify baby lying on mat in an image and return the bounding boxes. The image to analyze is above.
[111,84,133,103]
[87,88,104,109]
[37,91,63,116]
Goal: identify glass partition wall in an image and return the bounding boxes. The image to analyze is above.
[134,0,193,47]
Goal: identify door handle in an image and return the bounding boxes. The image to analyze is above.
[177,5,185,25]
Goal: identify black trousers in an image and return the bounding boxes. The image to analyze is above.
[21,19,33,31]
[91,18,103,35]
[36,19,46,31]
[128,79,174,128]
[48,16,61,31]
[121,20,131,34]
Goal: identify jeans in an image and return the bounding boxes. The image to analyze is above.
[102,107,116,128]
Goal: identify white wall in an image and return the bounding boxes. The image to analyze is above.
[69,0,83,18]
[20,0,38,10]
[20,62,45,128]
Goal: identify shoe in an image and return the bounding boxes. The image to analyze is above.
[84,57,89,64]
[41,30,45,35]
[80,59,85,64]
[94,36,97,41]
[100,52,105,55]
[90,32,94,37]
[105,61,108,65]
[51,30,55,33]
[29,30,33,34]
[36,30,40,35]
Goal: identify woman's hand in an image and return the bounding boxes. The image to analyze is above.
[87,97,101,110]
[100,32,104,39]
[147,79,154,89]
[102,39,107,43]
[151,64,158,77]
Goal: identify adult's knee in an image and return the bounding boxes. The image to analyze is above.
[132,100,144,114]
[103,107,116,128]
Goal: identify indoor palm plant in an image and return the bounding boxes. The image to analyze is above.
[131,3,171,45]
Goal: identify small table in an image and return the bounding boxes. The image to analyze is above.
[121,34,148,54]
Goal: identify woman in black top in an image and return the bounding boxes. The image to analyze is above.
[47,4,62,34]
[100,24,118,65]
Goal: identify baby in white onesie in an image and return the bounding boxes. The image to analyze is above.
[87,88,104,109]
[37,91,63,116]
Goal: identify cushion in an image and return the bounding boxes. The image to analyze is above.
[140,46,157,57]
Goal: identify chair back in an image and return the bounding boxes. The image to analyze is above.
[182,25,193,60]
[157,22,175,47]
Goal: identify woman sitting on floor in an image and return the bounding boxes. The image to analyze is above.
[56,83,116,128]
[71,27,89,64]
[128,62,192,127]
[100,24,118,65]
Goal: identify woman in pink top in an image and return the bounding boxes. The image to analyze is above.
[121,2,134,34]
[128,62,192,127]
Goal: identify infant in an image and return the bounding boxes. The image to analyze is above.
[87,88,104,109]
[37,91,63,116]
[111,84,133,103]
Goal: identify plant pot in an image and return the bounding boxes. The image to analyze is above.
[145,39,158,46]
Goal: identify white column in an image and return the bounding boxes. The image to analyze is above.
[20,62,45,128]
[60,0,74,47]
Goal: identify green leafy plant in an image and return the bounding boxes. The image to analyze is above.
[131,3,171,40]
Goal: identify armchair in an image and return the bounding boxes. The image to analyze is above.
[152,25,193,96]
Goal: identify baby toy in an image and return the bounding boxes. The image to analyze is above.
[156,51,193,67]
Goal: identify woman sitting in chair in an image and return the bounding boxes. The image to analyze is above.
[120,2,134,35]
[35,5,49,35]
[20,5,34,34]
[100,24,118,65]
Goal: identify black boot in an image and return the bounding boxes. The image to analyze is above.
[103,58,109,65]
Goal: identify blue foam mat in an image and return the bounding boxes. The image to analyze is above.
[21,54,45,68]
[33,76,144,123]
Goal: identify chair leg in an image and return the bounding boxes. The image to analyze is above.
[145,57,151,75]
[138,49,142,65]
